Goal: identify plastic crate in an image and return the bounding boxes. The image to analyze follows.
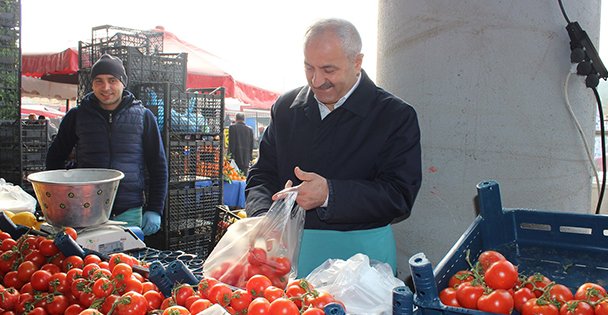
[168,139,221,183]
[134,83,225,136]
[214,205,241,244]
[408,180,608,315]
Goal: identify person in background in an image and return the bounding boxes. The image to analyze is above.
[37,115,58,142]
[228,112,254,175]
[26,113,37,124]
[245,18,422,276]
[46,54,168,236]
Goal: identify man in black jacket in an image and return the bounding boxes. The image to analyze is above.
[46,54,168,236]
[228,113,254,175]
[246,19,422,276]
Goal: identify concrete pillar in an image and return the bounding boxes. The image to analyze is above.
[377,0,601,277]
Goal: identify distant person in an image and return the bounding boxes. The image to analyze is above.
[46,54,168,236]
[26,113,37,124]
[228,113,254,175]
[38,115,58,142]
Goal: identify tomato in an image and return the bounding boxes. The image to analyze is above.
[448,270,474,288]
[78,291,95,308]
[0,231,11,240]
[113,291,148,315]
[45,294,69,315]
[30,269,52,292]
[304,291,335,309]
[70,278,88,299]
[41,263,61,275]
[248,247,268,266]
[173,284,196,306]
[112,263,133,281]
[484,260,518,290]
[144,290,164,311]
[17,260,39,282]
[0,251,17,273]
[63,227,78,240]
[108,253,134,270]
[264,285,286,303]
[231,288,253,312]
[78,309,104,315]
[92,277,114,298]
[3,271,24,290]
[64,304,84,315]
[522,298,559,315]
[189,299,212,314]
[162,305,190,315]
[1,238,17,252]
[208,283,233,307]
[141,281,158,293]
[269,297,299,315]
[26,307,47,315]
[549,284,573,306]
[248,297,271,315]
[219,262,245,287]
[575,283,607,303]
[65,268,83,287]
[122,277,143,294]
[560,300,594,315]
[19,282,33,294]
[100,294,120,314]
[439,287,460,307]
[92,268,112,280]
[525,274,552,297]
[24,250,46,268]
[514,287,536,312]
[302,308,325,315]
[15,293,33,314]
[0,287,19,311]
[477,289,514,315]
[595,300,608,315]
[269,256,291,276]
[477,250,506,271]
[246,274,273,298]
[456,282,484,309]
[198,277,219,299]
[62,255,84,271]
[83,254,102,265]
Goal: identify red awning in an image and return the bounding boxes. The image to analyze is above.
[21,48,79,84]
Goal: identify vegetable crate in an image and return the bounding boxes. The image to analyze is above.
[145,184,221,260]
[167,138,222,184]
[213,205,241,245]
[408,180,608,315]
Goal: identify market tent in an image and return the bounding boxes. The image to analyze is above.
[21,75,77,101]
[21,48,79,84]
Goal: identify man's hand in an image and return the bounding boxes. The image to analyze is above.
[141,211,161,235]
[272,167,328,210]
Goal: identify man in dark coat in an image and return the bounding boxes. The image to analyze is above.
[245,18,422,276]
[46,54,168,236]
[228,113,254,175]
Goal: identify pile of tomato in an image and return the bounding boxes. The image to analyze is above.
[440,250,608,315]
[0,228,343,315]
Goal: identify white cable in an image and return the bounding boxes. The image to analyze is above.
[563,65,601,196]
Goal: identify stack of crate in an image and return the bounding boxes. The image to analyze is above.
[0,0,22,187]
[76,25,224,259]
[20,120,47,193]
[135,83,225,260]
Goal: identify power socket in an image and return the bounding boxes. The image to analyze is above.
[566,21,608,81]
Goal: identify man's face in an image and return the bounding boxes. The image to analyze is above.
[92,74,124,110]
[304,31,362,106]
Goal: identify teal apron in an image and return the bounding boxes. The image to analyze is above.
[297,225,397,277]
[112,206,143,227]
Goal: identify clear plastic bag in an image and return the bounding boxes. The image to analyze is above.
[306,253,406,315]
[203,191,304,288]
[0,178,37,213]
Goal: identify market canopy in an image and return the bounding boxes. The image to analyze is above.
[21,28,280,110]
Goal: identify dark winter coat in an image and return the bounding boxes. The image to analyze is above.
[228,121,254,174]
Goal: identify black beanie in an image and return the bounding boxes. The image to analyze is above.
[91,54,128,87]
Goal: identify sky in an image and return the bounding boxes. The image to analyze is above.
[20,0,379,94]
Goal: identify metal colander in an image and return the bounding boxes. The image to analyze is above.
[27,169,124,228]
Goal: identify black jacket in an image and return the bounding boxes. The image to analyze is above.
[228,121,254,174]
[46,91,168,216]
[246,71,422,231]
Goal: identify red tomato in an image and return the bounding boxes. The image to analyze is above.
[83,254,102,265]
[161,305,189,315]
[248,247,268,266]
[17,260,39,282]
[219,262,245,287]
[477,289,514,315]
[15,293,33,314]
[269,256,291,276]
[189,299,212,314]
[82,263,100,279]
[45,294,69,315]
[0,287,19,311]
[477,250,506,271]
[302,308,325,315]
[173,284,196,306]
[448,270,474,288]
[208,283,233,307]
[92,277,114,298]
[0,231,11,240]
[522,298,559,315]
[484,260,518,290]
[439,287,460,307]
[525,274,552,297]
[63,227,78,240]
[549,284,573,306]
[0,251,18,273]
[269,297,299,315]
[65,268,83,287]
[112,262,133,281]
[114,291,148,315]
[3,271,24,290]
[513,287,536,312]
[248,297,271,315]
[595,300,608,315]
[78,309,104,315]
[143,290,164,311]
[264,285,286,303]
[108,253,134,270]
[41,263,61,275]
[0,238,17,252]
[100,294,120,314]
[70,278,88,299]
[575,283,607,303]
[38,239,59,257]
[24,250,46,268]
[560,300,594,315]
[30,269,52,292]
[25,307,47,315]
[198,277,219,299]
[456,282,484,309]
[63,304,84,315]
[122,277,144,294]
[231,289,253,312]
[62,255,84,272]
[78,292,95,308]
[246,274,273,298]
[304,291,335,309]
[141,281,158,293]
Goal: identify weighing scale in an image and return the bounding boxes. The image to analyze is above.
[41,220,146,255]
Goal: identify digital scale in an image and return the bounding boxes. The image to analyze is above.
[41,220,146,255]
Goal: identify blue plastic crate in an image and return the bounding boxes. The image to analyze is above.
[409,180,608,315]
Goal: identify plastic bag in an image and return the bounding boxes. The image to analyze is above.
[306,253,406,315]
[203,191,305,288]
[0,178,37,213]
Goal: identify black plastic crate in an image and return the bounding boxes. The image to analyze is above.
[167,230,215,261]
[77,68,92,101]
[135,83,225,136]
[21,123,47,144]
[196,140,221,179]
[91,25,163,55]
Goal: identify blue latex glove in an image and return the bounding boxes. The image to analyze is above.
[141,211,161,235]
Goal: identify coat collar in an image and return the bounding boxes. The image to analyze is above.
[288,70,376,118]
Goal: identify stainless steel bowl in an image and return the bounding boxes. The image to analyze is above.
[27,169,124,228]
